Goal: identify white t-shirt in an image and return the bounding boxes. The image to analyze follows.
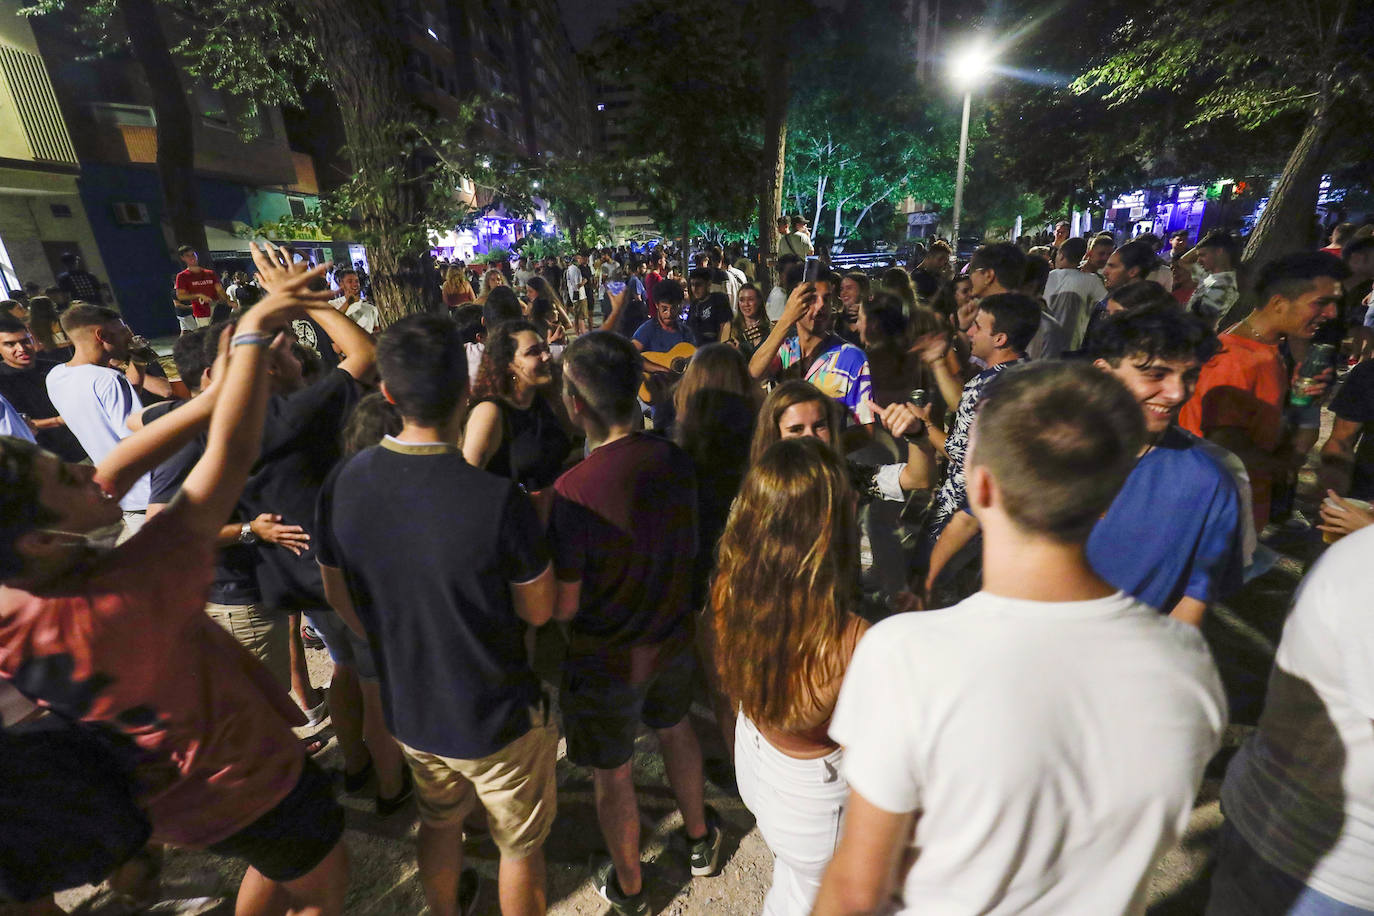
[330,297,379,334]
[831,590,1226,915]
[1221,527,1374,907]
[466,341,484,388]
[45,363,150,510]
[564,264,585,302]
[1043,268,1108,349]
[0,391,35,443]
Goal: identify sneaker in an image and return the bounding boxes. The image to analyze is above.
[590,855,650,916]
[456,868,480,915]
[301,624,325,650]
[685,806,724,877]
[376,767,414,817]
[300,695,329,728]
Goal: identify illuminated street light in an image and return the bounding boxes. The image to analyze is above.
[948,40,996,252]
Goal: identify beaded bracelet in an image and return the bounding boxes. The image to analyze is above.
[231,331,275,348]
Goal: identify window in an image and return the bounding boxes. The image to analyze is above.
[194,85,230,129]
[288,198,307,219]
[89,102,156,128]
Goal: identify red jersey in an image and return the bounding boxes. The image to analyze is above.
[175,268,220,318]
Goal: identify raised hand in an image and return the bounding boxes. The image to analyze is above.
[781,282,817,328]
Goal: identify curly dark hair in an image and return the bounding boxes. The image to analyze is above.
[472,318,545,401]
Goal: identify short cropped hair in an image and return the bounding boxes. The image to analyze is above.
[172,326,214,391]
[1342,236,1374,262]
[1089,301,1220,367]
[688,267,713,283]
[1114,239,1159,278]
[377,313,469,425]
[60,302,121,336]
[1110,280,1174,311]
[1331,222,1356,247]
[968,361,1144,542]
[654,279,685,305]
[176,245,196,257]
[1255,251,1351,307]
[562,332,641,428]
[1196,230,1241,264]
[0,315,27,335]
[926,239,952,257]
[977,292,1042,353]
[970,242,1028,291]
[1058,237,1088,265]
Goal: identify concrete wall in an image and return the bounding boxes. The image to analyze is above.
[0,167,114,301]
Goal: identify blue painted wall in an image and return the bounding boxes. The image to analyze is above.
[77,163,283,337]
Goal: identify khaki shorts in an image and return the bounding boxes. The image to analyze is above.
[206,602,290,690]
[400,710,557,859]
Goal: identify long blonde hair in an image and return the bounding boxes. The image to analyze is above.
[711,437,859,728]
[442,267,473,297]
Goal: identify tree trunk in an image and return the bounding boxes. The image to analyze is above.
[117,0,208,263]
[757,0,789,277]
[1241,99,1335,273]
[812,175,826,240]
[296,0,428,327]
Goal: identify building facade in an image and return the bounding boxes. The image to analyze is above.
[0,2,114,305]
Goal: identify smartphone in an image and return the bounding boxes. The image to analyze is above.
[606,280,626,297]
[803,256,821,284]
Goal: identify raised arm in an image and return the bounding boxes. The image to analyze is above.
[255,249,376,382]
[749,283,814,380]
[166,244,335,542]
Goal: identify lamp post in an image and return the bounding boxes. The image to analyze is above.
[948,43,993,253]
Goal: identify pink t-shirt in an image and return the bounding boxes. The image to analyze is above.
[0,512,305,847]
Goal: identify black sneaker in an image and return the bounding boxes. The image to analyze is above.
[685,806,724,877]
[376,767,413,817]
[300,624,325,650]
[590,855,650,916]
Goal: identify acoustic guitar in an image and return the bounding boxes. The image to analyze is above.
[638,342,697,404]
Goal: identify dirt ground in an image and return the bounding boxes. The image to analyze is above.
[54,420,1336,916]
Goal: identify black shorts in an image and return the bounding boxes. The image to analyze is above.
[561,648,695,770]
[0,719,150,902]
[209,757,344,882]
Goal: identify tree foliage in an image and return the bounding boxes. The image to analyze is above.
[1071,0,1373,264]
[593,0,765,235]
[781,4,959,250]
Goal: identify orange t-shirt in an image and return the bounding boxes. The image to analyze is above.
[1178,332,1287,528]
[0,512,305,848]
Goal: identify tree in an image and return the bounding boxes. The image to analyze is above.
[780,3,959,251]
[26,0,541,325]
[1075,0,1374,267]
[594,0,766,252]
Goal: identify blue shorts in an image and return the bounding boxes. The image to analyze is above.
[303,609,379,681]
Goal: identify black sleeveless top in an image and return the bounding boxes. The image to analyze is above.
[478,395,574,491]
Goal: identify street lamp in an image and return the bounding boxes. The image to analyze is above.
[948,41,994,252]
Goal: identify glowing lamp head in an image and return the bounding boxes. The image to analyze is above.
[949,43,993,90]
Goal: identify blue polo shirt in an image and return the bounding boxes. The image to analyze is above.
[1087,425,1243,613]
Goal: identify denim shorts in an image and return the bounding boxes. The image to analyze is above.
[303,609,379,681]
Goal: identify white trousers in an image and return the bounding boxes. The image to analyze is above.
[735,713,849,916]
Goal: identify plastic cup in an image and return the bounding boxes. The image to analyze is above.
[1322,497,1372,544]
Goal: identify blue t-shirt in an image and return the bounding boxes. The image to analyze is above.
[1087,425,1243,612]
[632,318,696,353]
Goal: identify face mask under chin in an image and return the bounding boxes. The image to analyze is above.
[37,520,125,555]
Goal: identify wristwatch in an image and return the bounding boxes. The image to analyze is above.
[238,521,258,545]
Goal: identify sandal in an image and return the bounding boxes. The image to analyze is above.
[300,696,329,729]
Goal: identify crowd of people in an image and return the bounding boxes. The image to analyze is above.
[2,212,1374,916]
